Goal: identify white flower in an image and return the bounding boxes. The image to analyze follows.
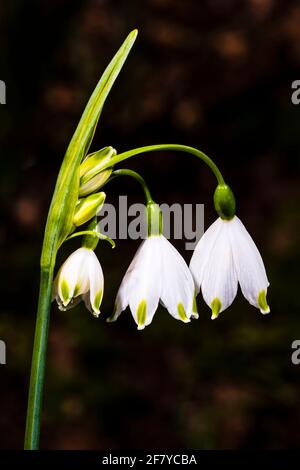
[53,247,104,317]
[190,216,270,319]
[107,235,197,330]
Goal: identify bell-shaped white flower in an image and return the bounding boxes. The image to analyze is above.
[107,235,197,330]
[190,216,270,319]
[53,247,104,317]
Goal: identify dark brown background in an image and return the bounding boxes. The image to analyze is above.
[0,0,300,449]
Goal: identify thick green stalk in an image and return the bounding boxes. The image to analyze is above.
[24,266,54,449]
[99,144,226,185]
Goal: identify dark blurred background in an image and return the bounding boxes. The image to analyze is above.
[0,0,300,449]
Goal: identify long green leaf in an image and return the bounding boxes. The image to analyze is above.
[41,29,138,268]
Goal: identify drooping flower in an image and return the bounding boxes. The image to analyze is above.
[189,216,270,319]
[53,247,104,317]
[107,235,197,330]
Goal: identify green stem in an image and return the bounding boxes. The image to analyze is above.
[99,144,225,185]
[107,169,162,237]
[66,229,116,249]
[108,168,153,203]
[24,265,54,450]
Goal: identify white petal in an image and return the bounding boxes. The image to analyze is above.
[189,218,223,293]
[127,237,162,329]
[107,278,129,323]
[107,241,147,323]
[200,220,238,318]
[108,238,162,329]
[228,216,270,313]
[86,250,104,317]
[57,248,90,306]
[160,236,194,323]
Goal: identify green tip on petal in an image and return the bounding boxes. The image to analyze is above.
[73,283,81,297]
[137,299,147,330]
[177,303,191,323]
[93,289,103,314]
[192,292,199,319]
[258,290,270,314]
[106,303,118,323]
[60,279,71,306]
[211,298,222,320]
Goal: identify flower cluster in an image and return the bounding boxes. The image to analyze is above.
[27,31,272,451]
[50,44,270,331]
[53,196,270,329]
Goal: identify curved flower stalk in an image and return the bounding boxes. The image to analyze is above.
[190,186,270,319]
[53,247,104,317]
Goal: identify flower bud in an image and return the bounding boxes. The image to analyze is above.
[73,192,106,227]
[213,184,236,220]
[79,146,116,196]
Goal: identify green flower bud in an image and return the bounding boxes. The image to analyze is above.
[79,146,116,196]
[79,170,112,197]
[73,192,106,227]
[213,184,236,220]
